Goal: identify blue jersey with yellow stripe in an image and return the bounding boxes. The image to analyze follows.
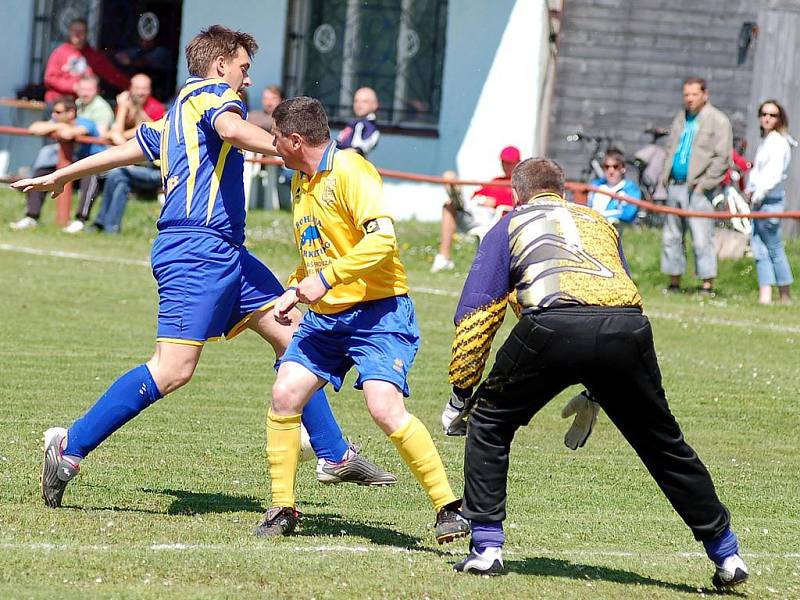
[136,77,248,244]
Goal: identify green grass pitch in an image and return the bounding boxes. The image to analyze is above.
[1,189,798,599]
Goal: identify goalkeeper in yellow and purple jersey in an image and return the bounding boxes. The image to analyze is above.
[443,157,748,589]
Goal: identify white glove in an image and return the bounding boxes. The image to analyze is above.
[441,388,471,436]
[561,390,600,450]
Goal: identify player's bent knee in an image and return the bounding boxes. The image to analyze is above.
[366,397,409,434]
[271,379,305,413]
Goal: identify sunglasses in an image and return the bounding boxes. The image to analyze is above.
[760,111,779,118]
[602,163,624,170]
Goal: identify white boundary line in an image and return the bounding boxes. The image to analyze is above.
[0,243,150,267]
[2,242,799,335]
[0,541,797,559]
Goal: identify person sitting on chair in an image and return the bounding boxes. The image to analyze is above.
[431,146,521,273]
[587,148,641,230]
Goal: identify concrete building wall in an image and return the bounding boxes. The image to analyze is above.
[0,1,35,99]
[177,0,289,98]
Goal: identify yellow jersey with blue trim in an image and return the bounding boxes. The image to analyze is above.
[287,142,409,314]
[135,77,248,245]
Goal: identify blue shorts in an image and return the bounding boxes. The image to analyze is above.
[282,295,420,396]
[151,227,284,344]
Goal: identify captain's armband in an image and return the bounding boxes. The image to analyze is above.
[363,217,395,235]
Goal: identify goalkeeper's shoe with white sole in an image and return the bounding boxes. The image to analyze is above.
[316,447,397,486]
[434,499,470,544]
[712,554,749,589]
[454,546,505,575]
[253,506,301,537]
[41,427,79,508]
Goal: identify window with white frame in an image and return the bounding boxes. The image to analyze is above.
[284,0,448,133]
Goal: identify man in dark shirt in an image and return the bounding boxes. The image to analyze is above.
[336,87,380,157]
[443,157,748,591]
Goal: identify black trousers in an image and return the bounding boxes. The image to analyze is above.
[462,307,730,542]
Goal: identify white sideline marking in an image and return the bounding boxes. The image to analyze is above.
[2,242,799,335]
[1,542,798,560]
[0,243,149,267]
[647,309,800,335]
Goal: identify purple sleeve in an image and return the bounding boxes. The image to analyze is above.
[454,216,512,325]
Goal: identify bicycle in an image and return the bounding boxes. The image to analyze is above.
[566,131,618,182]
[629,126,670,228]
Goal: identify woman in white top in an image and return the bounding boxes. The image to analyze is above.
[746,100,794,305]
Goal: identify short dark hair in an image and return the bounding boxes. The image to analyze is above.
[272,96,331,146]
[511,157,565,201]
[185,25,258,78]
[68,18,87,29]
[602,148,626,166]
[53,97,77,113]
[683,76,707,91]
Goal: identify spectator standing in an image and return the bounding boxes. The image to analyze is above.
[336,87,380,157]
[9,97,102,230]
[660,77,732,295]
[746,99,795,305]
[588,148,641,229]
[431,146,520,273]
[44,18,130,103]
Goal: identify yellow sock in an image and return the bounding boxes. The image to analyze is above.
[389,414,457,512]
[266,409,302,508]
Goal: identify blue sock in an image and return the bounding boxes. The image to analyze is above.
[64,364,163,459]
[472,520,505,553]
[274,359,348,462]
[301,387,349,462]
[703,528,739,564]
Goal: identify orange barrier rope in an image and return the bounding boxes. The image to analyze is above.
[2,124,799,220]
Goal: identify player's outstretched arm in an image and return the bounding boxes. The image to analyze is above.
[214,111,279,157]
[11,138,146,198]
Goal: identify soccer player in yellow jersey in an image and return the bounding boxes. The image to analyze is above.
[255,96,469,543]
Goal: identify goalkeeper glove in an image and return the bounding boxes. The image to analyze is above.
[561,390,600,450]
[441,387,472,436]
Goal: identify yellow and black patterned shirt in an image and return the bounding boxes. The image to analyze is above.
[449,193,642,389]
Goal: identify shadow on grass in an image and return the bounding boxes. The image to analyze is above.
[144,488,266,515]
[298,512,445,552]
[507,556,745,596]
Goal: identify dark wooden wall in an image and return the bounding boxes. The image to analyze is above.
[547,0,758,181]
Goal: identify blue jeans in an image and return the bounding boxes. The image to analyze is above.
[661,184,717,280]
[94,166,162,233]
[752,196,794,287]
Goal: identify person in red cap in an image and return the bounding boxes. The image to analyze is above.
[431,145,521,273]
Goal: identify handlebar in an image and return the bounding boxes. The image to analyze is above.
[566,132,614,143]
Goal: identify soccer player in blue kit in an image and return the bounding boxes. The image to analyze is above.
[12,25,395,517]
